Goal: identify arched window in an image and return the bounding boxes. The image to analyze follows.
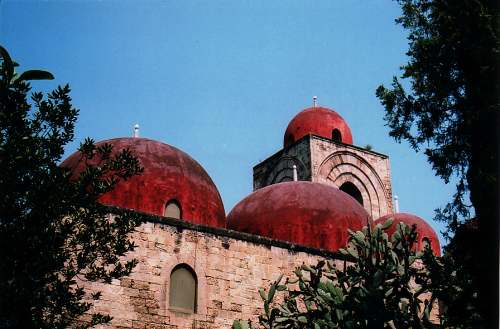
[169,264,197,313]
[332,129,342,142]
[164,200,181,219]
[422,237,431,250]
[339,182,363,206]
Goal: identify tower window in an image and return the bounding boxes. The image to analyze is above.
[339,182,363,205]
[164,200,181,219]
[332,129,342,142]
[169,264,197,313]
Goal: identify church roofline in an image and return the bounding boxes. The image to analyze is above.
[107,205,352,261]
[310,134,389,159]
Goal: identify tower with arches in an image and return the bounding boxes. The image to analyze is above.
[253,100,394,219]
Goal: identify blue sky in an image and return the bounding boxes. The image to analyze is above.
[1,0,456,246]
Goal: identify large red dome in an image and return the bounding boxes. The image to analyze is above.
[61,138,225,227]
[374,213,441,256]
[284,106,353,147]
[227,181,370,252]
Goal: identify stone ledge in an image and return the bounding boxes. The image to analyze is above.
[107,206,352,261]
[253,134,388,172]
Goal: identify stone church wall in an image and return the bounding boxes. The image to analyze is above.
[84,213,345,329]
[310,136,393,219]
[253,136,312,190]
[251,134,393,219]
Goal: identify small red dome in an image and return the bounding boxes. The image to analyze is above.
[227,181,370,252]
[284,106,353,147]
[374,213,441,256]
[61,138,225,227]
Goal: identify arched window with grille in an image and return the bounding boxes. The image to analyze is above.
[169,264,197,313]
[164,199,181,219]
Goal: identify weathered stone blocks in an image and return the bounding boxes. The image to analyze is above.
[253,135,393,219]
[83,221,330,329]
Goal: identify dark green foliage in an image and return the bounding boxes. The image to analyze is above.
[233,219,443,329]
[0,46,143,328]
[375,1,499,326]
[376,0,498,229]
[423,244,483,328]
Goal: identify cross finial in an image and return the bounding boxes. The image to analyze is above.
[133,124,140,138]
[313,96,318,107]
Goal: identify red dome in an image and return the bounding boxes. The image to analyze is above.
[61,138,225,227]
[284,106,353,147]
[374,213,441,256]
[227,181,370,252]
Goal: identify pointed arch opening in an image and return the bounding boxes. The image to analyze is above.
[339,181,363,206]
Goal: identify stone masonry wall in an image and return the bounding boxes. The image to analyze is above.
[253,136,311,190]
[252,135,393,219]
[310,136,393,219]
[84,220,344,329]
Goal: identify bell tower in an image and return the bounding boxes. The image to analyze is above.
[253,99,394,219]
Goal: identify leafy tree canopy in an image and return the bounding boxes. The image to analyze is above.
[375,1,499,325]
[376,0,498,230]
[0,45,143,328]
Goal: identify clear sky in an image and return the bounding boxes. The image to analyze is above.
[1,0,456,246]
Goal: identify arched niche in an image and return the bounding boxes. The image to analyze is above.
[266,156,307,186]
[332,129,342,142]
[317,151,392,219]
[169,264,197,313]
[164,199,182,219]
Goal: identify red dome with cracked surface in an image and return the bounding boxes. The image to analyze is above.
[374,213,441,256]
[227,181,370,252]
[284,106,353,147]
[61,138,225,227]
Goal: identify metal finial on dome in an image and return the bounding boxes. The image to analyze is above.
[394,195,400,213]
[133,124,140,138]
[313,96,318,107]
[293,164,298,181]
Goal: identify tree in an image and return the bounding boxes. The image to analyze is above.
[0,45,143,328]
[423,237,483,328]
[233,220,446,329]
[375,0,499,326]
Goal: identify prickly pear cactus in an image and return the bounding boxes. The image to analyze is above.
[233,219,440,329]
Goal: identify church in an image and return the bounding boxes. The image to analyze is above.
[62,100,440,328]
